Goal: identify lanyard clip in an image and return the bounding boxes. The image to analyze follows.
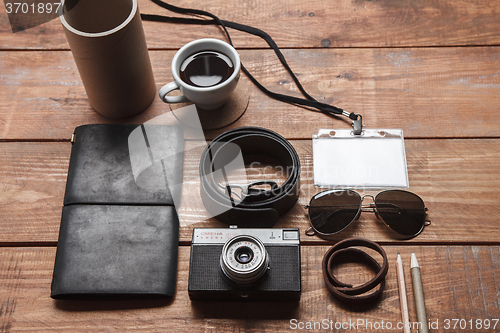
[351,114,363,135]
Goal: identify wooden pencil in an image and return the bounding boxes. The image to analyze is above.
[397,253,411,333]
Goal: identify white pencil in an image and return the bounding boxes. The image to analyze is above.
[397,253,411,333]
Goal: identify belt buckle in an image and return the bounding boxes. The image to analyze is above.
[218,180,279,201]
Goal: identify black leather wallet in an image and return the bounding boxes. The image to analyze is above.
[51,124,184,299]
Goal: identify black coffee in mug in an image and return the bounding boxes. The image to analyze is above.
[179,50,234,88]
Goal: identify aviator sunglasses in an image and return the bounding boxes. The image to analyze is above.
[305,189,430,238]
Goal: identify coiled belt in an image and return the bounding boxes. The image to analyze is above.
[322,238,388,304]
[199,127,301,227]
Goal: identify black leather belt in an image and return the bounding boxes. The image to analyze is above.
[199,127,301,227]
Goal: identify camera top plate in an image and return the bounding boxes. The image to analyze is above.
[191,228,300,245]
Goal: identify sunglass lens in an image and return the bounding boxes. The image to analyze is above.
[375,190,426,237]
[308,190,361,234]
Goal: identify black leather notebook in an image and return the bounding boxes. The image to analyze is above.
[51,124,184,299]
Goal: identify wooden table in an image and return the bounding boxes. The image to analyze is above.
[1,0,500,331]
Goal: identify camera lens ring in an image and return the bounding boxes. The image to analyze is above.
[220,235,270,284]
[234,246,254,264]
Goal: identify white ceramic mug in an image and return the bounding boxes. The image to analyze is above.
[159,38,241,110]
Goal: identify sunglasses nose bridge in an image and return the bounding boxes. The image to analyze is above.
[360,194,376,207]
[360,194,378,215]
[361,194,375,202]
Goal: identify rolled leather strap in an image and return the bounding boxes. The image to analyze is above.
[322,238,388,304]
[199,127,300,227]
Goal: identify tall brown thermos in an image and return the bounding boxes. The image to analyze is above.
[59,0,156,118]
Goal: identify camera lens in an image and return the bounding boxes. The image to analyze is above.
[235,246,254,264]
[220,235,269,285]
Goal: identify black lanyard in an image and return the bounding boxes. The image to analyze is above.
[141,0,362,133]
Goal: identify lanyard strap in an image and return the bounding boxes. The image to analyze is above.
[142,0,363,132]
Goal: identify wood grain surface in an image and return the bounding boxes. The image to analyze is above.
[2,0,500,49]
[1,0,499,331]
[1,139,499,244]
[1,246,499,332]
[1,47,499,141]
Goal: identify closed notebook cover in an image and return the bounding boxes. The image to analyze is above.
[51,205,179,299]
[64,124,184,206]
[51,124,184,299]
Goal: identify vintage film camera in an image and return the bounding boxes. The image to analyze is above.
[188,227,301,301]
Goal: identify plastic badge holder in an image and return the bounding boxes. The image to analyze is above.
[312,129,409,189]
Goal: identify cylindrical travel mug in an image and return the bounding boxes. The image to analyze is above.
[59,0,156,118]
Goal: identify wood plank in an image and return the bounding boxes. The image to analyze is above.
[2,0,500,50]
[0,142,69,243]
[1,47,500,141]
[0,246,499,332]
[1,139,500,244]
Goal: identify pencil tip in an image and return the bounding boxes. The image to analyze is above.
[411,252,419,268]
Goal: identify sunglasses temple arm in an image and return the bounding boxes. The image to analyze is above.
[376,203,427,223]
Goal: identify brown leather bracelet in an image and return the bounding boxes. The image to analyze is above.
[322,238,389,304]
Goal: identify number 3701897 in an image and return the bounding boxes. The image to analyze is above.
[5,2,61,14]
[444,319,498,330]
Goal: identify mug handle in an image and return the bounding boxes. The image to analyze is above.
[159,82,190,104]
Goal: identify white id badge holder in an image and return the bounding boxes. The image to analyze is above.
[312,128,409,189]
